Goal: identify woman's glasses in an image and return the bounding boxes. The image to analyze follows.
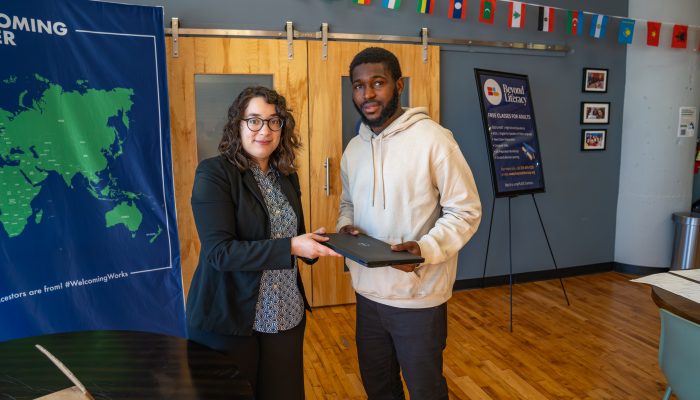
[242,117,284,132]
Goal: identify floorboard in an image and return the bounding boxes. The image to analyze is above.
[302,272,670,399]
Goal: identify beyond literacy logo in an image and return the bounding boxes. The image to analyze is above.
[484,79,502,106]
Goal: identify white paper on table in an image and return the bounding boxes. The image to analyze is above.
[669,269,700,281]
[631,271,700,303]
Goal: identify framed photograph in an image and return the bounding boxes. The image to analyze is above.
[581,129,607,151]
[582,68,608,93]
[581,102,610,124]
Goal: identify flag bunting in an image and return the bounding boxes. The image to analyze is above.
[449,0,466,19]
[618,19,635,44]
[508,1,525,29]
[345,0,700,52]
[417,0,435,14]
[479,0,496,24]
[382,0,401,9]
[566,10,584,35]
[647,21,661,47]
[537,6,554,32]
[589,14,608,39]
[672,24,688,49]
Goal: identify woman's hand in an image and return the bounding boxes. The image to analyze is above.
[291,227,342,259]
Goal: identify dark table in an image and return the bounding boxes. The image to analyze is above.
[652,286,700,325]
[0,330,253,399]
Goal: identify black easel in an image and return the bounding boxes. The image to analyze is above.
[481,193,570,332]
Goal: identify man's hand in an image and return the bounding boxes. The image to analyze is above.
[390,241,421,272]
[339,225,361,236]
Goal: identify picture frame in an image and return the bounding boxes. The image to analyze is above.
[581,102,610,124]
[582,68,608,93]
[581,129,607,151]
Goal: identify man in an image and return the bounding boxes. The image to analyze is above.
[337,47,482,399]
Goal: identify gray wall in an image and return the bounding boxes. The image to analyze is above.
[615,0,700,269]
[123,0,629,280]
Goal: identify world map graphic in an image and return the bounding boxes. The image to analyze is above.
[0,75,163,242]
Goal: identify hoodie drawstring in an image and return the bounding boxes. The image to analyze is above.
[378,135,386,210]
[370,137,376,207]
[369,135,387,210]
[360,107,431,210]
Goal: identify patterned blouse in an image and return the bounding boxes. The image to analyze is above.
[250,165,305,333]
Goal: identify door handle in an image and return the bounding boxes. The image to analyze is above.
[324,157,330,197]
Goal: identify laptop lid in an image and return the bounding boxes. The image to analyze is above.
[321,233,425,268]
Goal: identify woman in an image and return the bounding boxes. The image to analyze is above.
[186,86,339,399]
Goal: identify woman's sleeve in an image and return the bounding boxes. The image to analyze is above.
[191,160,294,272]
[290,173,318,266]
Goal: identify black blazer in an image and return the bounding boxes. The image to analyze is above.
[186,155,312,336]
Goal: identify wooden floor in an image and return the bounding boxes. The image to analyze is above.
[302,272,671,399]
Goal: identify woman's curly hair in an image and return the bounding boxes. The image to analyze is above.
[218,86,301,175]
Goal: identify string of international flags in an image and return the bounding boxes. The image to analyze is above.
[351,0,700,51]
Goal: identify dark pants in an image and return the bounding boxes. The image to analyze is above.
[188,316,306,400]
[356,293,448,400]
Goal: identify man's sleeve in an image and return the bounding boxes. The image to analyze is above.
[416,144,482,265]
[336,153,354,231]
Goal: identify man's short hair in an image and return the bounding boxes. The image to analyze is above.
[349,47,402,82]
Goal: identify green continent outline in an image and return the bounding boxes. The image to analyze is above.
[0,75,143,238]
[105,202,143,237]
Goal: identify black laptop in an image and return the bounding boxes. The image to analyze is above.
[321,233,425,268]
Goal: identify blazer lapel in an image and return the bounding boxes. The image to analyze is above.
[242,170,269,217]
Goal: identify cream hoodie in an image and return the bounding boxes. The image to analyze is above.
[337,107,482,308]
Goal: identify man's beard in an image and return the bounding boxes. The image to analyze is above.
[353,87,400,129]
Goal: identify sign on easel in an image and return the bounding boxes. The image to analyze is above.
[474,69,546,197]
[474,69,568,331]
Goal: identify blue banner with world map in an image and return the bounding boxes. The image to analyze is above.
[0,1,186,341]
